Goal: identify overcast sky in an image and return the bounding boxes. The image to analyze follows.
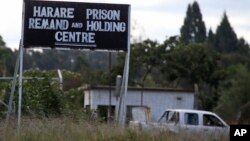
[0,0,250,50]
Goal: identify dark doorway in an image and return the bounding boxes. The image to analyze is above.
[97,105,115,122]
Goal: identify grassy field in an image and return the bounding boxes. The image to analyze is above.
[0,118,228,141]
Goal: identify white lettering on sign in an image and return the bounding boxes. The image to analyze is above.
[86,9,120,20]
[29,18,69,30]
[55,31,95,43]
[86,21,126,32]
[234,129,247,136]
[26,4,128,48]
[85,8,126,32]
[71,22,83,28]
[33,6,74,18]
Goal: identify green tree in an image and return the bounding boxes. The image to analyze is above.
[237,38,250,55]
[0,35,14,76]
[62,70,84,91]
[63,88,84,117]
[112,39,160,87]
[207,28,215,49]
[180,1,206,44]
[215,64,250,122]
[160,43,223,110]
[0,47,14,76]
[131,39,160,87]
[15,69,63,117]
[0,35,6,47]
[161,43,218,86]
[213,13,238,53]
[210,14,250,67]
[151,36,180,86]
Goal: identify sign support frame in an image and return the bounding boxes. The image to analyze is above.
[17,0,25,131]
[14,0,131,130]
[17,42,24,130]
[116,5,131,127]
[5,42,21,127]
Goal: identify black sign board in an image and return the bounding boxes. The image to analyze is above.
[23,0,130,51]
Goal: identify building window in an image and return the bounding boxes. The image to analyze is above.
[176,96,182,101]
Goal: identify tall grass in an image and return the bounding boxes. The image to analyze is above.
[0,118,228,141]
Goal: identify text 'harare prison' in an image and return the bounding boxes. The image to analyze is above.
[27,6,127,45]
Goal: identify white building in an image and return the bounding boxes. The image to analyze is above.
[84,86,194,121]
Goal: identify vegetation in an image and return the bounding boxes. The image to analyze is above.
[180,1,206,44]
[211,13,239,53]
[215,64,250,122]
[0,118,228,141]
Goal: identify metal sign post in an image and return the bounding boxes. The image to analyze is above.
[117,6,131,126]
[17,0,25,131]
[117,51,130,126]
[5,43,21,126]
[17,44,24,130]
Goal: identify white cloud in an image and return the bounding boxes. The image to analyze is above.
[0,1,22,48]
[103,0,181,6]
[132,10,184,42]
[0,0,250,49]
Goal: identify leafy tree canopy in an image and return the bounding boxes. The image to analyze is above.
[215,64,250,121]
[160,43,220,87]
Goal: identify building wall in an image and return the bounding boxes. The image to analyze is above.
[84,88,194,121]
